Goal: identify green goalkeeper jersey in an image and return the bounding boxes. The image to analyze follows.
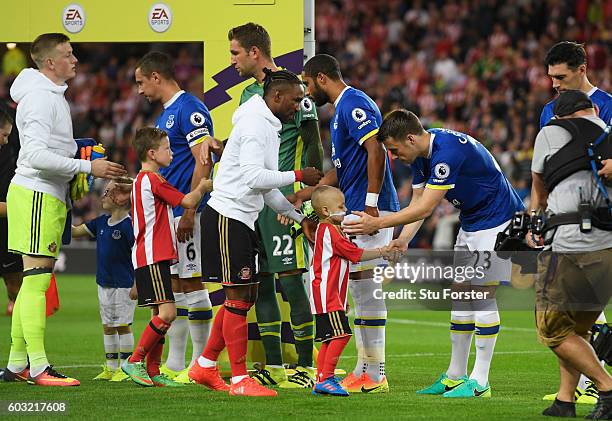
[240,81,318,183]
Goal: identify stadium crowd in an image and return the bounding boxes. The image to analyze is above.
[0,0,610,247]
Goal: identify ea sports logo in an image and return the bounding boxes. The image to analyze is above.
[149,3,172,33]
[62,4,86,34]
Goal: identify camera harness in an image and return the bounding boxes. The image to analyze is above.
[540,118,612,238]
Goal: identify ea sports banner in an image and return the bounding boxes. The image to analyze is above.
[1,0,304,140]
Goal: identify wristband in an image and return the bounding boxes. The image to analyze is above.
[365,192,379,208]
[294,170,303,182]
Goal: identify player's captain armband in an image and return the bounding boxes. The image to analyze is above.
[186,127,211,144]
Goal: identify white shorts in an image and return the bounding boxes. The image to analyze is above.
[454,220,511,286]
[98,286,136,327]
[344,211,394,273]
[171,213,202,279]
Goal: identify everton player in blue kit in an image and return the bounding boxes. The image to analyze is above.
[539,42,611,129]
[72,181,135,382]
[537,41,612,405]
[344,110,524,398]
[135,52,214,383]
[302,54,399,393]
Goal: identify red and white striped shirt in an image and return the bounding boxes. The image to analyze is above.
[309,223,363,314]
[131,171,184,269]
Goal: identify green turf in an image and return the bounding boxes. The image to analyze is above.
[0,274,594,420]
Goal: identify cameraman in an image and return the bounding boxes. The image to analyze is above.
[531,90,612,419]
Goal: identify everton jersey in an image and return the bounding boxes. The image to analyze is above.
[330,87,399,213]
[156,91,214,216]
[540,87,612,128]
[412,128,524,232]
[85,214,134,288]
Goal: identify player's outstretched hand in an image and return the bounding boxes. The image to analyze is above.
[91,158,127,179]
[110,180,132,207]
[176,210,195,243]
[300,167,324,186]
[129,285,138,301]
[342,211,381,236]
[199,136,224,166]
[301,217,318,244]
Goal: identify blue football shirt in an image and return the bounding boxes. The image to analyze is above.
[85,214,134,288]
[330,87,399,213]
[156,91,214,216]
[540,87,612,128]
[412,129,525,231]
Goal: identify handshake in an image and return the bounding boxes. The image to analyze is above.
[376,239,409,263]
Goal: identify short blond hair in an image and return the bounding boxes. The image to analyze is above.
[30,33,70,69]
[311,185,343,218]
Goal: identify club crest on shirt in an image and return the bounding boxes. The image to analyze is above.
[434,163,450,180]
[48,242,57,253]
[239,267,251,280]
[166,114,175,129]
[351,107,367,123]
[190,112,205,127]
[112,229,122,240]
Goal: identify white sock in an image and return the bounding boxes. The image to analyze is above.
[6,363,27,374]
[470,309,500,386]
[348,279,367,377]
[103,333,119,370]
[119,332,134,362]
[231,375,248,384]
[349,278,387,382]
[165,292,188,372]
[186,289,213,367]
[29,364,48,378]
[197,356,217,368]
[447,311,474,380]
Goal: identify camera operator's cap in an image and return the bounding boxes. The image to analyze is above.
[554,89,594,117]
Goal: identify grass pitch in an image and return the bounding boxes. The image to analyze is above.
[0,274,590,420]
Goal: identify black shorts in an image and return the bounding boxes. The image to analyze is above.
[201,205,259,286]
[315,310,352,343]
[0,218,22,275]
[0,252,22,275]
[134,261,174,307]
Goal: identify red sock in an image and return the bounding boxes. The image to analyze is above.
[201,306,226,362]
[129,316,171,363]
[316,342,329,382]
[321,336,350,381]
[146,338,165,377]
[222,309,248,377]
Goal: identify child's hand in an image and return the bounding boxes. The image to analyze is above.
[198,178,214,193]
[129,285,138,300]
